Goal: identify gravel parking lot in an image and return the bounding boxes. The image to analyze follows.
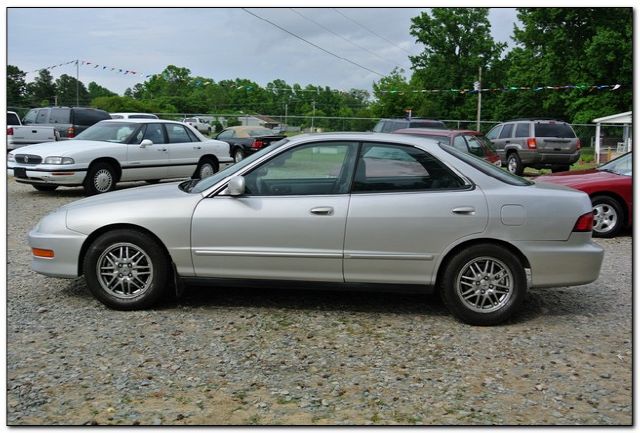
[7,179,632,425]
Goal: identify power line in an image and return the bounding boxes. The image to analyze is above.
[332,8,413,55]
[242,8,385,77]
[289,8,403,71]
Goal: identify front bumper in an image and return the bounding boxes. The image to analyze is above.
[513,233,604,288]
[28,210,87,278]
[7,166,86,186]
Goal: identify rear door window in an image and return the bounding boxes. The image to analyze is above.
[514,123,530,137]
[49,108,71,124]
[166,124,194,143]
[382,121,405,133]
[35,108,50,124]
[535,123,576,138]
[23,109,38,125]
[498,124,514,139]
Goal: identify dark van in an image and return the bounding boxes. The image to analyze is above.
[22,107,111,139]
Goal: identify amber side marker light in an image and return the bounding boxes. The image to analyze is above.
[32,248,55,258]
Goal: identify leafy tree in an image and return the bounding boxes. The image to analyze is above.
[371,68,415,118]
[88,81,116,99]
[55,74,90,106]
[26,69,57,106]
[7,65,27,107]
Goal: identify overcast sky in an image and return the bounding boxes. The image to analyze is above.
[8,7,519,95]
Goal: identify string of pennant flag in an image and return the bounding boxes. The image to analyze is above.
[29,59,158,78]
[379,84,623,94]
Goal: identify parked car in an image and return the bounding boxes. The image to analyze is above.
[393,128,501,166]
[215,126,286,163]
[26,132,603,325]
[7,111,59,150]
[372,118,446,133]
[182,117,211,135]
[485,119,581,175]
[22,106,112,139]
[536,152,632,238]
[7,119,232,195]
[111,113,159,119]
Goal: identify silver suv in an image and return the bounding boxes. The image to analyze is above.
[486,119,581,175]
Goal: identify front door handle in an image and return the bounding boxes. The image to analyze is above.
[452,206,476,215]
[310,207,334,216]
[157,148,167,152]
[193,146,202,150]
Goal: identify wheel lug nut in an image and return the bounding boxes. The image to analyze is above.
[118,273,122,277]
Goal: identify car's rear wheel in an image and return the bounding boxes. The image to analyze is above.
[592,195,623,238]
[83,229,170,310]
[32,184,58,192]
[233,148,244,163]
[193,158,218,179]
[84,162,117,195]
[506,152,524,176]
[440,244,527,326]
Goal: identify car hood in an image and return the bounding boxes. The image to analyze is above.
[10,140,117,157]
[535,170,621,188]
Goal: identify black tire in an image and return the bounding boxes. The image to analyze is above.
[84,162,117,195]
[506,152,524,176]
[440,244,527,326]
[145,180,161,184]
[233,148,245,163]
[32,184,58,192]
[83,229,170,310]
[551,165,571,173]
[193,157,219,180]
[591,195,624,238]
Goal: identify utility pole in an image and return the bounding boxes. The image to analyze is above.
[476,66,482,131]
[311,100,316,131]
[76,59,80,107]
[284,102,288,130]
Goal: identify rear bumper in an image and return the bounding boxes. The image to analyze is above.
[513,233,604,288]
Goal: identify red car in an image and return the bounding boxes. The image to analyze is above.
[393,128,501,166]
[536,152,632,237]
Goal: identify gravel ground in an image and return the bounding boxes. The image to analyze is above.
[6,180,632,425]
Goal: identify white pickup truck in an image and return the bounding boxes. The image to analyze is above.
[182,117,212,135]
[7,111,59,150]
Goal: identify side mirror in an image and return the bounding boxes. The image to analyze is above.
[227,176,246,196]
[140,139,153,148]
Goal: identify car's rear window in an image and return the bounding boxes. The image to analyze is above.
[129,114,157,119]
[439,143,532,186]
[409,121,446,129]
[49,108,71,124]
[535,123,576,138]
[7,112,20,125]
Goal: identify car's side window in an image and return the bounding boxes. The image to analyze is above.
[498,123,514,139]
[465,135,486,157]
[23,109,38,125]
[352,143,465,193]
[486,125,502,140]
[131,128,145,144]
[453,135,469,152]
[243,141,358,196]
[35,109,49,124]
[186,128,200,142]
[218,130,234,139]
[166,124,193,143]
[142,123,166,144]
[514,123,530,138]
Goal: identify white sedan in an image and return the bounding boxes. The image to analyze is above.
[7,119,233,195]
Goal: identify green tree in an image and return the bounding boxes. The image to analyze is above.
[408,8,506,120]
[26,69,57,106]
[88,81,116,100]
[7,65,27,107]
[371,68,415,118]
[55,74,90,106]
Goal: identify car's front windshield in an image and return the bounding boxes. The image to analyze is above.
[597,152,632,176]
[74,122,138,143]
[187,139,290,193]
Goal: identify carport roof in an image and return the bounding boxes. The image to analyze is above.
[592,111,632,124]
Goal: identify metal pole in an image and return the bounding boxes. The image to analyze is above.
[76,59,79,106]
[311,100,316,131]
[284,103,288,129]
[476,66,482,131]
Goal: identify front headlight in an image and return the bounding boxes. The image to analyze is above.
[8,153,15,162]
[44,156,75,165]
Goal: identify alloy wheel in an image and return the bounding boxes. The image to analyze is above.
[455,256,514,313]
[96,242,154,299]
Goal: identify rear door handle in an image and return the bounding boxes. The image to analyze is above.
[310,207,334,216]
[157,148,167,152]
[193,146,202,150]
[452,206,476,215]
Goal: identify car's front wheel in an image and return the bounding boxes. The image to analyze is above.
[84,162,117,195]
[592,195,623,238]
[83,229,170,310]
[440,244,527,326]
[506,152,524,176]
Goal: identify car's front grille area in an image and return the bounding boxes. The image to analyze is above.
[15,154,43,165]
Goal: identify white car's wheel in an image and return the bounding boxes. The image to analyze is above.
[193,158,219,179]
[84,162,117,195]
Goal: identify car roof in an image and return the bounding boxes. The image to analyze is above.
[224,126,273,131]
[394,128,481,137]
[285,131,442,147]
[101,118,182,124]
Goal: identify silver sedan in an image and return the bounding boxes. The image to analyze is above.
[27,133,604,325]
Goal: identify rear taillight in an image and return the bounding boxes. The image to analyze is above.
[576,138,581,150]
[251,139,265,149]
[573,211,594,232]
[7,127,13,136]
[527,138,537,149]
[67,127,75,138]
